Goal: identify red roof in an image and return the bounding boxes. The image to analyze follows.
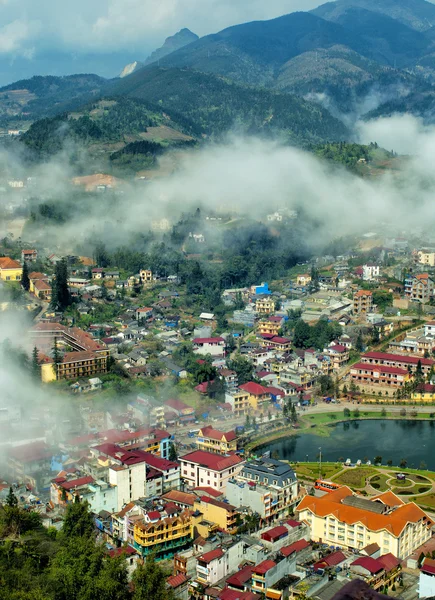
[166,398,193,412]
[363,351,435,366]
[314,551,346,569]
[422,558,435,575]
[147,510,161,521]
[226,564,253,587]
[181,450,243,471]
[377,553,400,573]
[265,386,284,397]
[286,519,302,528]
[261,525,288,542]
[199,425,236,442]
[351,557,384,574]
[280,539,310,557]
[59,476,94,490]
[268,336,291,344]
[193,487,223,498]
[9,441,50,463]
[252,560,276,575]
[352,362,409,376]
[199,495,236,512]
[107,545,137,558]
[199,548,224,563]
[195,381,211,394]
[193,337,224,344]
[167,573,188,588]
[329,344,347,353]
[239,382,270,396]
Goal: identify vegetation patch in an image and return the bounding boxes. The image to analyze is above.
[369,473,390,492]
[333,467,377,488]
[292,462,342,481]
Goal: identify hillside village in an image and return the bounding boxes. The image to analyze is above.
[3,216,435,599]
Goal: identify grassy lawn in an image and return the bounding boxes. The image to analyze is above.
[412,493,435,509]
[333,467,377,488]
[292,462,342,481]
[369,473,391,492]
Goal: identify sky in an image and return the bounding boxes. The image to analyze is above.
[0,0,325,85]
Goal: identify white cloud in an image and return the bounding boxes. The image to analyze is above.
[0,0,325,57]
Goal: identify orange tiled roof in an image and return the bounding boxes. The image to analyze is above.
[354,290,372,297]
[297,486,432,537]
[0,257,21,270]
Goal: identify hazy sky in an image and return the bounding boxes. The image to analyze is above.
[0,0,324,61]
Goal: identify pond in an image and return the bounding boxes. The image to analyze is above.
[261,419,435,470]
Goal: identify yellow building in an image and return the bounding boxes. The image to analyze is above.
[196,426,237,454]
[193,496,238,534]
[231,390,251,416]
[139,269,153,284]
[258,317,282,336]
[0,257,22,281]
[133,509,194,558]
[296,274,312,287]
[40,351,109,383]
[256,297,275,315]
[412,384,435,402]
[238,382,271,410]
[297,486,433,560]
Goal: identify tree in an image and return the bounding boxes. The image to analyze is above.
[227,355,253,385]
[132,555,172,600]
[387,459,393,466]
[353,408,360,418]
[245,414,251,428]
[400,408,407,417]
[343,408,350,418]
[207,377,225,401]
[355,331,364,352]
[400,458,407,469]
[381,407,387,417]
[371,326,380,344]
[293,320,311,348]
[6,486,18,508]
[374,456,382,465]
[51,257,71,311]
[168,443,178,462]
[21,260,30,291]
[31,346,40,380]
[62,497,95,539]
[290,403,298,424]
[318,375,334,396]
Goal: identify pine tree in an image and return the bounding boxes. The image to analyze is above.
[31,346,40,380]
[168,443,178,462]
[52,338,61,379]
[51,257,71,311]
[6,486,18,507]
[21,260,30,291]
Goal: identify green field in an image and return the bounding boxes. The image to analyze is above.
[333,467,377,488]
[369,473,391,492]
[292,462,342,481]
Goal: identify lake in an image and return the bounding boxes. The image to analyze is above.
[261,419,435,470]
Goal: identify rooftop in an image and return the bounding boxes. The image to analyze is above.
[181,450,244,471]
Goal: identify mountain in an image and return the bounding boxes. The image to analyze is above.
[153,12,373,87]
[144,28,199,65]
[108,66,349,144]
[312,0,435,32]
[0,74,106,126]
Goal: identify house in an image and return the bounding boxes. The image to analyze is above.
[136,307,153,321]
[193,496,238,533]
[193,337,225,358]
[415,250,435,268]
[167,573,189,600]
[29,272,52,300]
[324,344,349,371]
[92,268,105,279]
[255,297,275,315]
[363,264,380,281]
[238,382,271,410]
[219,369,238,392]
[297,486,433,559]
[133,509,193,559]
[258,316,284,337]
[361,351,435,375]
[179,450,245,493]
[51,475,117,513]
[226,458,300,522]
[195,426,237,455]
[350,362,410,393]
[259,335,292,351]
[165,399,195,424]
[139,269,153,284]
[0,257,22,281]
[405,273,434,303]
[21,249,38,262]
[353,290,373,316]
[419,557,435,598]
[296,274,312,287]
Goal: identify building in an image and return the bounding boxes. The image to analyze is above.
[29,272,52,300]
[363,264,380,281]
[193,496,238,533]
[180,450,245,493]
[133,508,193,559]
[405,274,434,303]
[226,389,251,417]
[219,369,238,392]
[324,344,350,371]
[192,337,226,358]
[296,274,312,287]
[226,458,300,522]
[196,426,237,455]
[415,250,435,268]
[0,257,22,281]
[21,249,38,262]
[139,269,153,284]
[136,307,153,321]
[255,297,275,315]
[297,486,433,559]
[8,441,51,489]
[165,398,195,424]
[419,557,435,598]
[353,290,373,316]
[360,351,435,375]
[259,336,292,351]
[350,363,410,392]
[258,316,283,337]
[238,382,271,411]
[51,474,117,513]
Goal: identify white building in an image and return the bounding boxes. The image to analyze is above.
[179,450,244,493]
[363,264,380,281]
[419,558,435,598]
[192,337,226,358]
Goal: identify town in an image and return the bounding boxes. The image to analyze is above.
[2,213,435,600]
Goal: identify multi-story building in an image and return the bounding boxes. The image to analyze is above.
[360,351,435,375]
[0,256,22,281]
[297,486,433,559]
[226,389,251,416]
[40,350,109,383]
[29,272,52,301]
[350,363,410,392]
[238,382,271,410]
[139,269,153,284]
[192,337,226,358]
[255,297,276,315]
[405,273,434,303]
[51,474,117,513]
[323,343,350,371]
[353,290,373,315]
[8,441,51,489]
[415,250,435,268]
[180,450,244,493]
[259,335,292,351]
[363,264,380,281]
[419,557,435,599]
[226,458,299,522]
[219,369,238,392]
[193,496,238,533]
[258,316,283,336]
[21,249,38,262]
[196,426,237,455]
[133,508,194,559]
